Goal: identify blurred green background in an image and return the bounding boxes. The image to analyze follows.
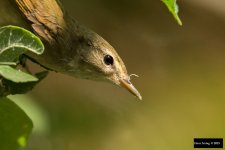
[10,0,225,149]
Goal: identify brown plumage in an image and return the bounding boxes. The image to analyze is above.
[1,0,142,100]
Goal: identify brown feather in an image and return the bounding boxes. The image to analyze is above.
[15,0,66,43]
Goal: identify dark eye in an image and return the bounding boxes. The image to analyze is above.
[104,55,114,65]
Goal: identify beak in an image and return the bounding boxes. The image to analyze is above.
[119,79,142,100]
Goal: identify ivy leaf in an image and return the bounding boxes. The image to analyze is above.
[3,71,49,95]
[0,25,44,64]
[0,97,33,150]
[0,65,38,83]
[162,0,182,26]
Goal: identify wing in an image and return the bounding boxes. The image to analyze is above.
[15,0,66,43]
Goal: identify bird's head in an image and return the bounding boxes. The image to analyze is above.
[67,29,142,100]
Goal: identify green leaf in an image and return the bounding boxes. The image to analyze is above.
[0,97,33,150]
[0,25,44,64]
[9,95,50,135]
[162,0,182,26]
[3,71,49,95]
[0,65,38,83]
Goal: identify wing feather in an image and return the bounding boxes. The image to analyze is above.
[15,0,66,43]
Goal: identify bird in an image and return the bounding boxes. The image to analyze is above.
[0,0,142,100]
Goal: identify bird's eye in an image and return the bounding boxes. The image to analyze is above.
[104,55,114,65]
